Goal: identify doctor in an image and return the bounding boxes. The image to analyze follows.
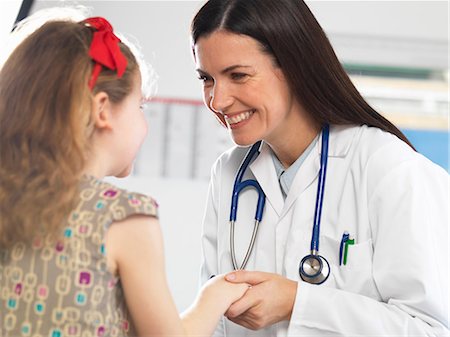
[191,0,449,336]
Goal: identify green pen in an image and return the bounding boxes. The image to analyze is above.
[343,237,355,265]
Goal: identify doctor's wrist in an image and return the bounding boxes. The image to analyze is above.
[282,279,298,321]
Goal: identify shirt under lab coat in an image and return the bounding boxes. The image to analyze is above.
[200,124,449,336]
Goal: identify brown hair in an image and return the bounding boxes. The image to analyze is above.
[191,0,414,149]
[0,19,138,248]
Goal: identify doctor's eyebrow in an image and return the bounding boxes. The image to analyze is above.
[196,65,253,76]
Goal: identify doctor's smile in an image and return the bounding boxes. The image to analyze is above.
[223,109,255,129]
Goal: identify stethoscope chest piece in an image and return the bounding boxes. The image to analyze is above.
[299,253,330,285]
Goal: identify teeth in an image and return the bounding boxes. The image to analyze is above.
[225,110,254,125]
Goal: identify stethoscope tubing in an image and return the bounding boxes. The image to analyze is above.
[298,125,331,284]
[230,219,261,270]
[310,124,330,253]
[229,141,264,270]
[230,141,265,222]
[229,125,331,284]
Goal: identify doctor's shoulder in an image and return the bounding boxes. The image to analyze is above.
[349,124,448,188]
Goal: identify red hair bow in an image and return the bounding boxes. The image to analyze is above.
[83,17,128,90]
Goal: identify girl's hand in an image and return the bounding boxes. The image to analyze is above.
[199,274,250,312]
[181,275,250,335]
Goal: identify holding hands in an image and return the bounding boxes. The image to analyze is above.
[223,271,298,330]
[182,274,251,335]
[197,271,297,331]
[199,274,252,312]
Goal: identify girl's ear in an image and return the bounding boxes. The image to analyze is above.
[91,92,113,130]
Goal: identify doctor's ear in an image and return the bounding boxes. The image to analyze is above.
[91,92,113,130]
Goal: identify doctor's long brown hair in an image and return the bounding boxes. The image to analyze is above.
[191,0,414,149]
[0,20,138,248]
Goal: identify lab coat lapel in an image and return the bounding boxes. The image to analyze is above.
[281,125,356,218]
[249,143,284,217]
[282,143,320,217]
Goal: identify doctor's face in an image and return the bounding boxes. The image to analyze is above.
[194,30,301,146]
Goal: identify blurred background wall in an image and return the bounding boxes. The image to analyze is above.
[1,0,448,312]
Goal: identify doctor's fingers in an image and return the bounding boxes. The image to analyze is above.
[227,308,270,331]
[225,285,262,318]
[225,270,271,285]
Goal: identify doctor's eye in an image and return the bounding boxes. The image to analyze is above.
[230,72,248,81]
[197,75,212,83]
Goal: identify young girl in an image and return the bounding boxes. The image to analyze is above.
[0,14,248,337]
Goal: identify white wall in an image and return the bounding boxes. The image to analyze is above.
[30,1,205,99]
[29,1,449,100]
[309,1,447,41]
[0,1,22,42]
[309,1,448,70]
[106,175,209,312]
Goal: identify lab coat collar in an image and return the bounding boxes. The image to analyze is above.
[249,125,357,218]
[249,143,284,216]
[325,124,357,158]
[283,125,358,216]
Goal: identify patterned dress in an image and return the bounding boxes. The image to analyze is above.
[1,175,158,337]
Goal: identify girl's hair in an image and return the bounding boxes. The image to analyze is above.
[0,18,139,248]
[191,0,414,149]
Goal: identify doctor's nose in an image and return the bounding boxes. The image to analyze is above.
[208,84,233,114]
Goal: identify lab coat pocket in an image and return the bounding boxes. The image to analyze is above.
[321,236,377,296]
[320,235,373,268]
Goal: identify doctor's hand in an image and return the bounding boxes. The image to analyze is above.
[224,271,297,330]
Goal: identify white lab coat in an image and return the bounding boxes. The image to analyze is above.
[200,124,449,337]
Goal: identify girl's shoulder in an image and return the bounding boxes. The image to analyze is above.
[78,175,159,222]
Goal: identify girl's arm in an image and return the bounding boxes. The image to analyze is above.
[181,275,250,334]
[106,215,248,336]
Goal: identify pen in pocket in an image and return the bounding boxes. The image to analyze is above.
[339,231,354,266]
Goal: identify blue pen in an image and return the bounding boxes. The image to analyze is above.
[339,231,349,266]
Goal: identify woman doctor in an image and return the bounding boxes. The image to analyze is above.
[191,0,449,336]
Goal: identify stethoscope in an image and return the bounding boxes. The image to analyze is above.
[229,124,330,285]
